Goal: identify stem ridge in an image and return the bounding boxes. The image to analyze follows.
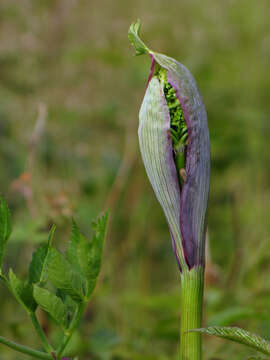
[180,267,204,360]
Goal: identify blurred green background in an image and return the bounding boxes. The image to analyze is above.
[0,0,270,359]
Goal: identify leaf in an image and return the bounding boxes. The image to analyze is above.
[9,269,37,312]
[193,326,270,356]
[28,225,56,285]
[0,198,11,270]
[48,248,88,302]
[56,289,77,322]
[245,357,270,360]
[33,285,68,328]
[66,219,89,276]
[66,213,108,299]
[86,213,108,297]
[128,19,150,56]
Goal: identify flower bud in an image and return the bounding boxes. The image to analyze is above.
[129,21,210,271]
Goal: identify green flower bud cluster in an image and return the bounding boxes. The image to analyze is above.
[158,68,188,183]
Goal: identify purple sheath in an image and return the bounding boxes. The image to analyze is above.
[139,52,210,271]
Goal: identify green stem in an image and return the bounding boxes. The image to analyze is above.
[1,273,54,355]
[30,312,54,354]
[0,335,53,360]
[180,266,204,360]
[56,301,87,359]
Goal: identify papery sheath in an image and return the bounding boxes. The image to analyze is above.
[150,53,210,268]
[138,76,186,270]
[131,22,210,271]
[153,53,210,268]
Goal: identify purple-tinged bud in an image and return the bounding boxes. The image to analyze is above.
[129,21,210,271]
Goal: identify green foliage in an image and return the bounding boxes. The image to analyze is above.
[85,213,108,296]
[158,69,187,151]
[57,289,78,321]
[28,225,56,285]
[66,219,89,275]
[48,247,88,302]
[0,199,108,359]
[0,198,11,270]
[128,19,150,56]
[158,68,188,176]
[9,269,37,312]
[33,285,68,329]
[194,326,270,356]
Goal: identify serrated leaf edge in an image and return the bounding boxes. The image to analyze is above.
[193,326,270,356]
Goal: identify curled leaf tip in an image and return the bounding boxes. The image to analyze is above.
[128,19,150,56]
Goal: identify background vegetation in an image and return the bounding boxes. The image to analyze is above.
[0,0,270,359]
